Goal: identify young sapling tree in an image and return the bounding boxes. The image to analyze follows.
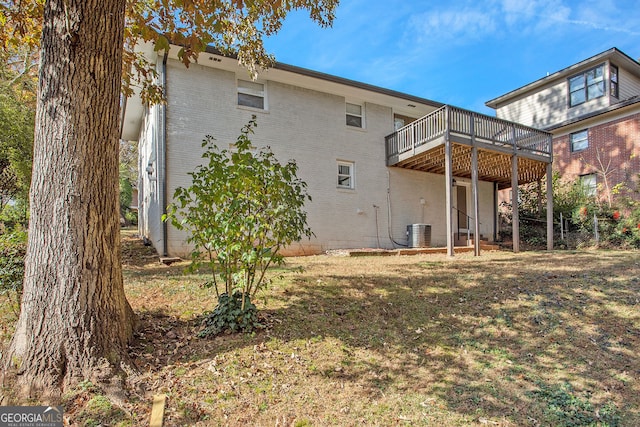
[165,117,313,336]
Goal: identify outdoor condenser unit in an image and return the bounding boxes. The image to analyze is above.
[406,224,431,248]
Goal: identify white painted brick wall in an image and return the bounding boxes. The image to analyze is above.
[141,59,497,256]
[137,102,164,250]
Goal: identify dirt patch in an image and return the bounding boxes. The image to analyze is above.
[121,228,161,267]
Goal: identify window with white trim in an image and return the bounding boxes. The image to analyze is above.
[570,129,588,152]
[579,173,597,197]
[337,161,355,189]
[237,79,266,110]
[569,64,605,107]
[346,102,364,128]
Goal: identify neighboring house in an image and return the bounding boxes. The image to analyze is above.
[121,43,553,257]
[486,48,640,202]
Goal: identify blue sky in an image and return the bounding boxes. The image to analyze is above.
[264,0,640,114]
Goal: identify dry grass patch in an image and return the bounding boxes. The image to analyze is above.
[1,233,639,426]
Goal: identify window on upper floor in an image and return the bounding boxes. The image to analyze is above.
[237,79,266,110]
[570,129,589,152]
[610,64,619,98]
[569,64,605,107]
[337,161,355,189]
[346,102,364,128]
[579,173,597,197]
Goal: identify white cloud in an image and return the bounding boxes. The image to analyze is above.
[402,0,640,53]
[500,0,640,36]
[408,8,497,44]
[501,0,538,26]
[501,0,571,27]
[551,3,640,37]
[409,0,573,41]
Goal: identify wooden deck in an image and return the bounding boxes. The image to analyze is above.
[384,105,554,255]
[385,106,552,189]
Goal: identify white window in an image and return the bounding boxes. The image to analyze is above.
[610,64,619,98]
[569,64,605,107]
[237,79,266,110]
[570,129,588,152]
[579,174,597,197]
[346,102,364,128]
[337,161,355,189]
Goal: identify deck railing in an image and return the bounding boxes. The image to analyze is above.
[386,105,552,164]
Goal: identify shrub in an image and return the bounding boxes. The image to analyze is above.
[502,172,640,249]
[500,173,595,248]
[0,228,27,304]
[198,292,259,337]
[165,117,313,336]
[612,203,640,248]
[0,198,29,231]
[124,209,138,226]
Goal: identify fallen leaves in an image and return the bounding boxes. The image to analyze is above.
[14,240,638,426]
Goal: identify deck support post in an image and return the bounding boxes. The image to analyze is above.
[471,145,480,256]
[445,107,454,257]
[470,113,480,256]
[546,162,554,251]
[511,153,520,253]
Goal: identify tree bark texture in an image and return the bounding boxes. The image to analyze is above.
[4,0,135,397]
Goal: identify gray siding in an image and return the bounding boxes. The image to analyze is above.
[495,78,569,129]
[497,60,640,130]
[618,66,640,101]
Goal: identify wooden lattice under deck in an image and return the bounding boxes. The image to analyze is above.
[392,143,549,190]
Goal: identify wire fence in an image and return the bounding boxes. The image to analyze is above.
[499,212,626,250]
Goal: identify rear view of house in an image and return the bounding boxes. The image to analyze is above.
[121,43,553,257]
[487,48,640,201]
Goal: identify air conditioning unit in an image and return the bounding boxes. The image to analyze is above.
[406,224,431,248]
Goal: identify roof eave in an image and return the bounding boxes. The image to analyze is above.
[202,45,443,110]
[543,96,640,132]
[271,61,444,109]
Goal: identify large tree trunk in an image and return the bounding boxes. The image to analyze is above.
[4,0,135,398]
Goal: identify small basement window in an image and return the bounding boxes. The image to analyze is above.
[237,79,266,110]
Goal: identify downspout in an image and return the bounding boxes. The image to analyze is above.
[160,51,169,257]
[119,94,127,140]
